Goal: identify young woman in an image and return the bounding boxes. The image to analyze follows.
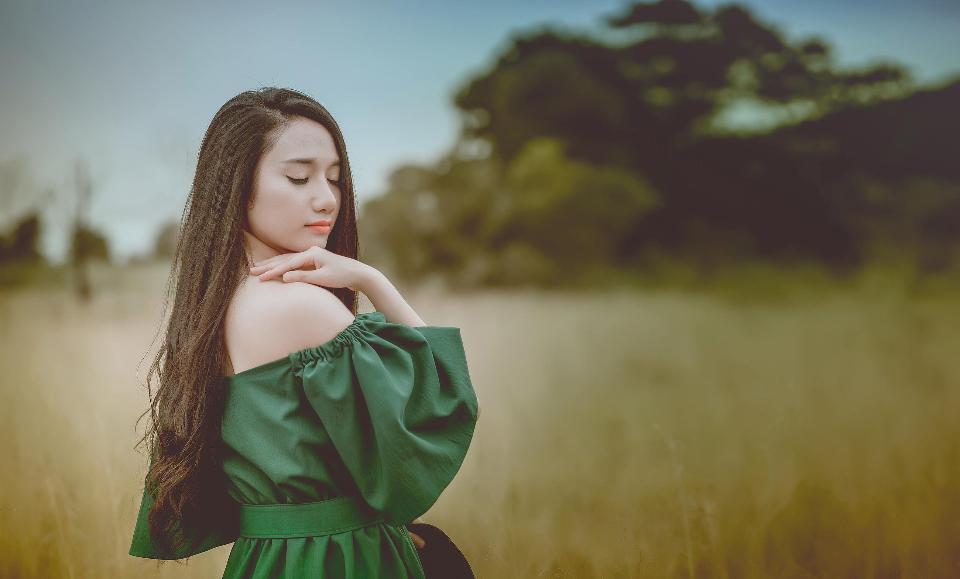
[128,87,480,578]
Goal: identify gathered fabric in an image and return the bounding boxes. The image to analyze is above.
[128,311,480,578]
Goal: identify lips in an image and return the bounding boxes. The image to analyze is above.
[307,220,331,226]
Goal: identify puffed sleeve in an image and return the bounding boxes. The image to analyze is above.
[128,459,240,560]
[293,311,481,526]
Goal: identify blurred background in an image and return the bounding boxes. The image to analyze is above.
[1,0,959,577]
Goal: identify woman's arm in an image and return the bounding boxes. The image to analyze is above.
[356,266,427,328]
[249,247,427,328]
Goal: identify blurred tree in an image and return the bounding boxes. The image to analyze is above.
[0,156,38,221]
[365,0,955,287]
[70,223,110,263]
[454,0,912,168]
[0,212,44,264]
[362,137,660,287]
[152,220,180,260]
[454,31,636,167]
[495,137,659,270]
[0,157,51,266]
[69,160,100,301]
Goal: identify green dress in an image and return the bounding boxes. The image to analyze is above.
[128,311,480,578]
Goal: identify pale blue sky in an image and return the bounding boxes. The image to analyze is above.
[1,0,957,262]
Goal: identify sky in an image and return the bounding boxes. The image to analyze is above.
[1,0,957,263]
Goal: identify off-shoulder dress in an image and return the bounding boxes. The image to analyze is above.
[128,311,480,578]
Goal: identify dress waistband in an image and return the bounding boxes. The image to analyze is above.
[238,496,384,539]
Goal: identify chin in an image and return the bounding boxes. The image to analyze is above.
[303,234,327,248]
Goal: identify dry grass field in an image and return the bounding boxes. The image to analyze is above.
[1,262,958,578]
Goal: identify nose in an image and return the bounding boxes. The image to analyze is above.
[311,182,338,213]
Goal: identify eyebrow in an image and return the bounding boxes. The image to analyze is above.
[282,157,341,166]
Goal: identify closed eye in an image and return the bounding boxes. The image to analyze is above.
[287,176,340,186]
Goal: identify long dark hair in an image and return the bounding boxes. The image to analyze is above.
[134,87,360,557]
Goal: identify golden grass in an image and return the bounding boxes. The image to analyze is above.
[1,262,958,578]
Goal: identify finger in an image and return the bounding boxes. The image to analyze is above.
[250,261,288,274]
[258,253,311,281]
[280,266,324,283]
[253,251,302,267]
[251,254,289,269]
[255,260,290,280]
[408,530,425,549]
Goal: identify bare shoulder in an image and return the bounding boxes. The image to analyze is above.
[225,278,356,374]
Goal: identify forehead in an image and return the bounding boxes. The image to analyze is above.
[265,117,340,165]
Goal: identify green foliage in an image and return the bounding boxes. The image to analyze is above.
[362,138,660,288]
[70,222,110,262]
[497,137,659,265]
[363,0,956,289]
[0,212,44,265]
[456,0,912,164]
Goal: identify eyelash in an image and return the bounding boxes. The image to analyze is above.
[288,176,339,186]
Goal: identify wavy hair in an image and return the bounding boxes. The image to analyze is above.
[134,87,360,557]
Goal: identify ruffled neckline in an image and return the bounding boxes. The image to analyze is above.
[224,311,386,384]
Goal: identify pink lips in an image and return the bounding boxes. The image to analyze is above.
[307,223,331,234]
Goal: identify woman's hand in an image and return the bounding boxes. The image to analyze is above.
[408,529,426,549]
[249,246,372,291]
[407,517,426,549]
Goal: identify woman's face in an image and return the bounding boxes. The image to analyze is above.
[244,116,342,261]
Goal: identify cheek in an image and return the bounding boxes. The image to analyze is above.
[247,185,302,239]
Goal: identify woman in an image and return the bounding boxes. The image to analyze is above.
[127,87,480,578]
